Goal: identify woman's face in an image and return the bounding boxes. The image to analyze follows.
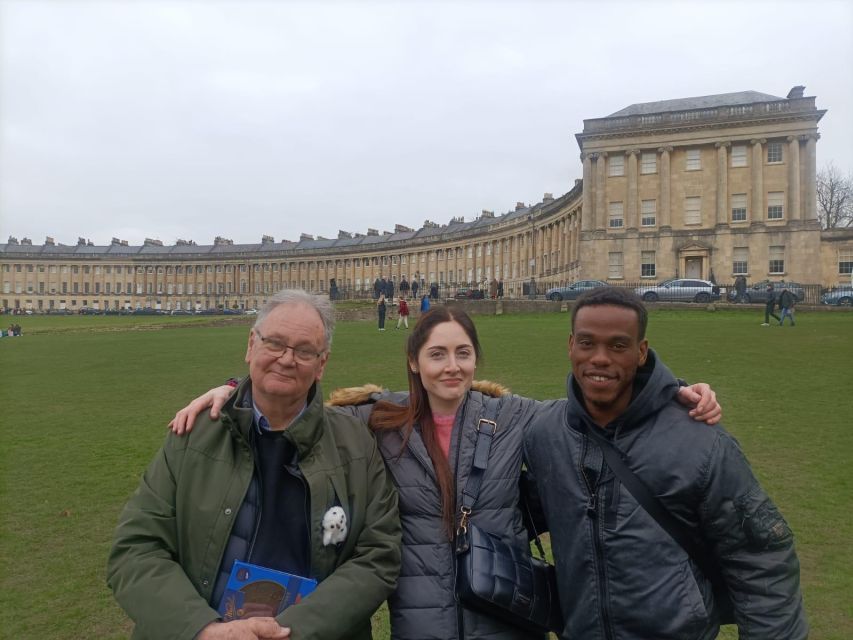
[412,320,477,415]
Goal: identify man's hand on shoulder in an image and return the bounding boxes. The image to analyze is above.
[676,382,722,425]
[197,618,290,640]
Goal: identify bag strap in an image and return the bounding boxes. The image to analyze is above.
[456,398,548,558]
[580,422,718,581]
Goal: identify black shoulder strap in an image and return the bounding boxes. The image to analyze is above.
[459,399,500,514]
[581,423,717,579]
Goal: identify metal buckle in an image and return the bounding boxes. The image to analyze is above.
[458,506,472,533]
[477,418,497,435]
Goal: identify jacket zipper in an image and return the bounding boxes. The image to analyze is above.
[451,399,471,640]
[286,461,313,576]
[581,436,615,640]
[246,440,264,563]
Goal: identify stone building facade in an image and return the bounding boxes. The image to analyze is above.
[2,86,852,312]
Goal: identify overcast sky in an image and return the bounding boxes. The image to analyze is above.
[1,0,851,247]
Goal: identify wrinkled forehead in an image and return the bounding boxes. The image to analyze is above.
[258,303,325,342]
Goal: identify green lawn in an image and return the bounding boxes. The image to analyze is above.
[1,308,851,639]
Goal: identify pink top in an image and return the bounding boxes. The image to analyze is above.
[432,412,456,458]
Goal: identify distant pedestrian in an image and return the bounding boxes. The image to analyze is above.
[396,297,409,329]
[497,279,504,298]
[399,276,410,297]
[420,294,430,313]
[429,282,438,301]
[377,294,387,331]
[411,279,419,299]
[489,278,498,299]
[373,277,382,300]
[528,276,536,300]
[779,288,796,326]
[385,278,395,305]
[734,275,747,303]
[762,284,780,326]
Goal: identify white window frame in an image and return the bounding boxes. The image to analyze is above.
[684,196,702,225]
[640,152,657,175]
[641,251,656,278]
[731,193,748,222]
[769,245,785,274]
[839,248,853,275]
[608,202,624,228]
[608,155,625,177]
[767,191,784,220]
[641,199,656,227]
[686,149,701,171]
[608,252,624,279]
[731,144,747,167]
[767,142,783,164]
[733,248,748,275]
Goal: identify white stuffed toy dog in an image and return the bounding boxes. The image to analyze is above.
[322,506,348,546]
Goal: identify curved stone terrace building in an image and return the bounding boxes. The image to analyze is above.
[3,85,852,312]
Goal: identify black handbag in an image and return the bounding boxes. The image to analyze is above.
[454,412,563,635]
[580,422,736,625]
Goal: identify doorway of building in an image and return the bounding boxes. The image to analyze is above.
[685,257,703,279]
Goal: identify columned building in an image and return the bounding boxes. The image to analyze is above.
[2,86,852,312]
[575,86,827,285]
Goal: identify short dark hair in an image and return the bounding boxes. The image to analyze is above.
[571,287,648,340]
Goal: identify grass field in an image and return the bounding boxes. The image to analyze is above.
[1,308,851,639]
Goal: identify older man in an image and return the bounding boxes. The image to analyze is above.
[108,290,401,640]
[525,288,807,639]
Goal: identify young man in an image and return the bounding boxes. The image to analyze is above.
[779,287,796,326]
[524,287,807,639]
[108,290,401,640]
[762,283,781,326]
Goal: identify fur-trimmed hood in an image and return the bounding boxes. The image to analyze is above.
[327,380,510,407]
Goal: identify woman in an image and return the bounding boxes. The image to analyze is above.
[170,307,719,639]
[395,297,409,329]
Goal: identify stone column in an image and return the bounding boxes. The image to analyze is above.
[627,149,640,228]
[751,139,766,222]
[787,136,801,221]
[582,153,593,231]
[802,133,819,221]
[595,152,607,230]
[658,147,672,227]
[715,141,730,224]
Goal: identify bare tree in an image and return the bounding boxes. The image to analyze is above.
[817,162,853,229]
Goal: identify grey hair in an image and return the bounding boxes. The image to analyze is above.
[252,289,335,350]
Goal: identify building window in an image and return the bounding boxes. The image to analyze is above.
[641,251,656,278]
[838,249,853,275]
[731,193,747,222]
[686,149,701,171]
[641,200,656,226]
[684,196,702,225]
[608,202,624,228]
[608,155,625,177]
[733,248,748,275]
[608,252,624,279]
[640,152,657,174]
[731,144,747,167]
[769,245,785,274]
[767,142,783,163]
[767,191,784,219]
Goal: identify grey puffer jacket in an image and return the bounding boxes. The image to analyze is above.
[523,350,808,640]
[332,384,545,640]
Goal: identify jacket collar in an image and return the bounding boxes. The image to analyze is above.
[226,378,328,457]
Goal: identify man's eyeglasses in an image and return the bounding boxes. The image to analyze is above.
[254,330,324,364]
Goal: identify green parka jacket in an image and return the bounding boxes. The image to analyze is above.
[107,380,401,640]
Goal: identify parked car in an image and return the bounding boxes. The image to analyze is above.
[454,287,485,300]
[170,309,194,316]
[131,308,163,315]
[545,279,609,301]
[78,306,102,315]
[244,308,258,315]
[821,287,853,306]
[727,280,805,304]
[634,278,721,303]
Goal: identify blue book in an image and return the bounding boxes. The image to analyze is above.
[217,561,318,621]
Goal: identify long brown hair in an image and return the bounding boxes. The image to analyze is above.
[370,307,483,537]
